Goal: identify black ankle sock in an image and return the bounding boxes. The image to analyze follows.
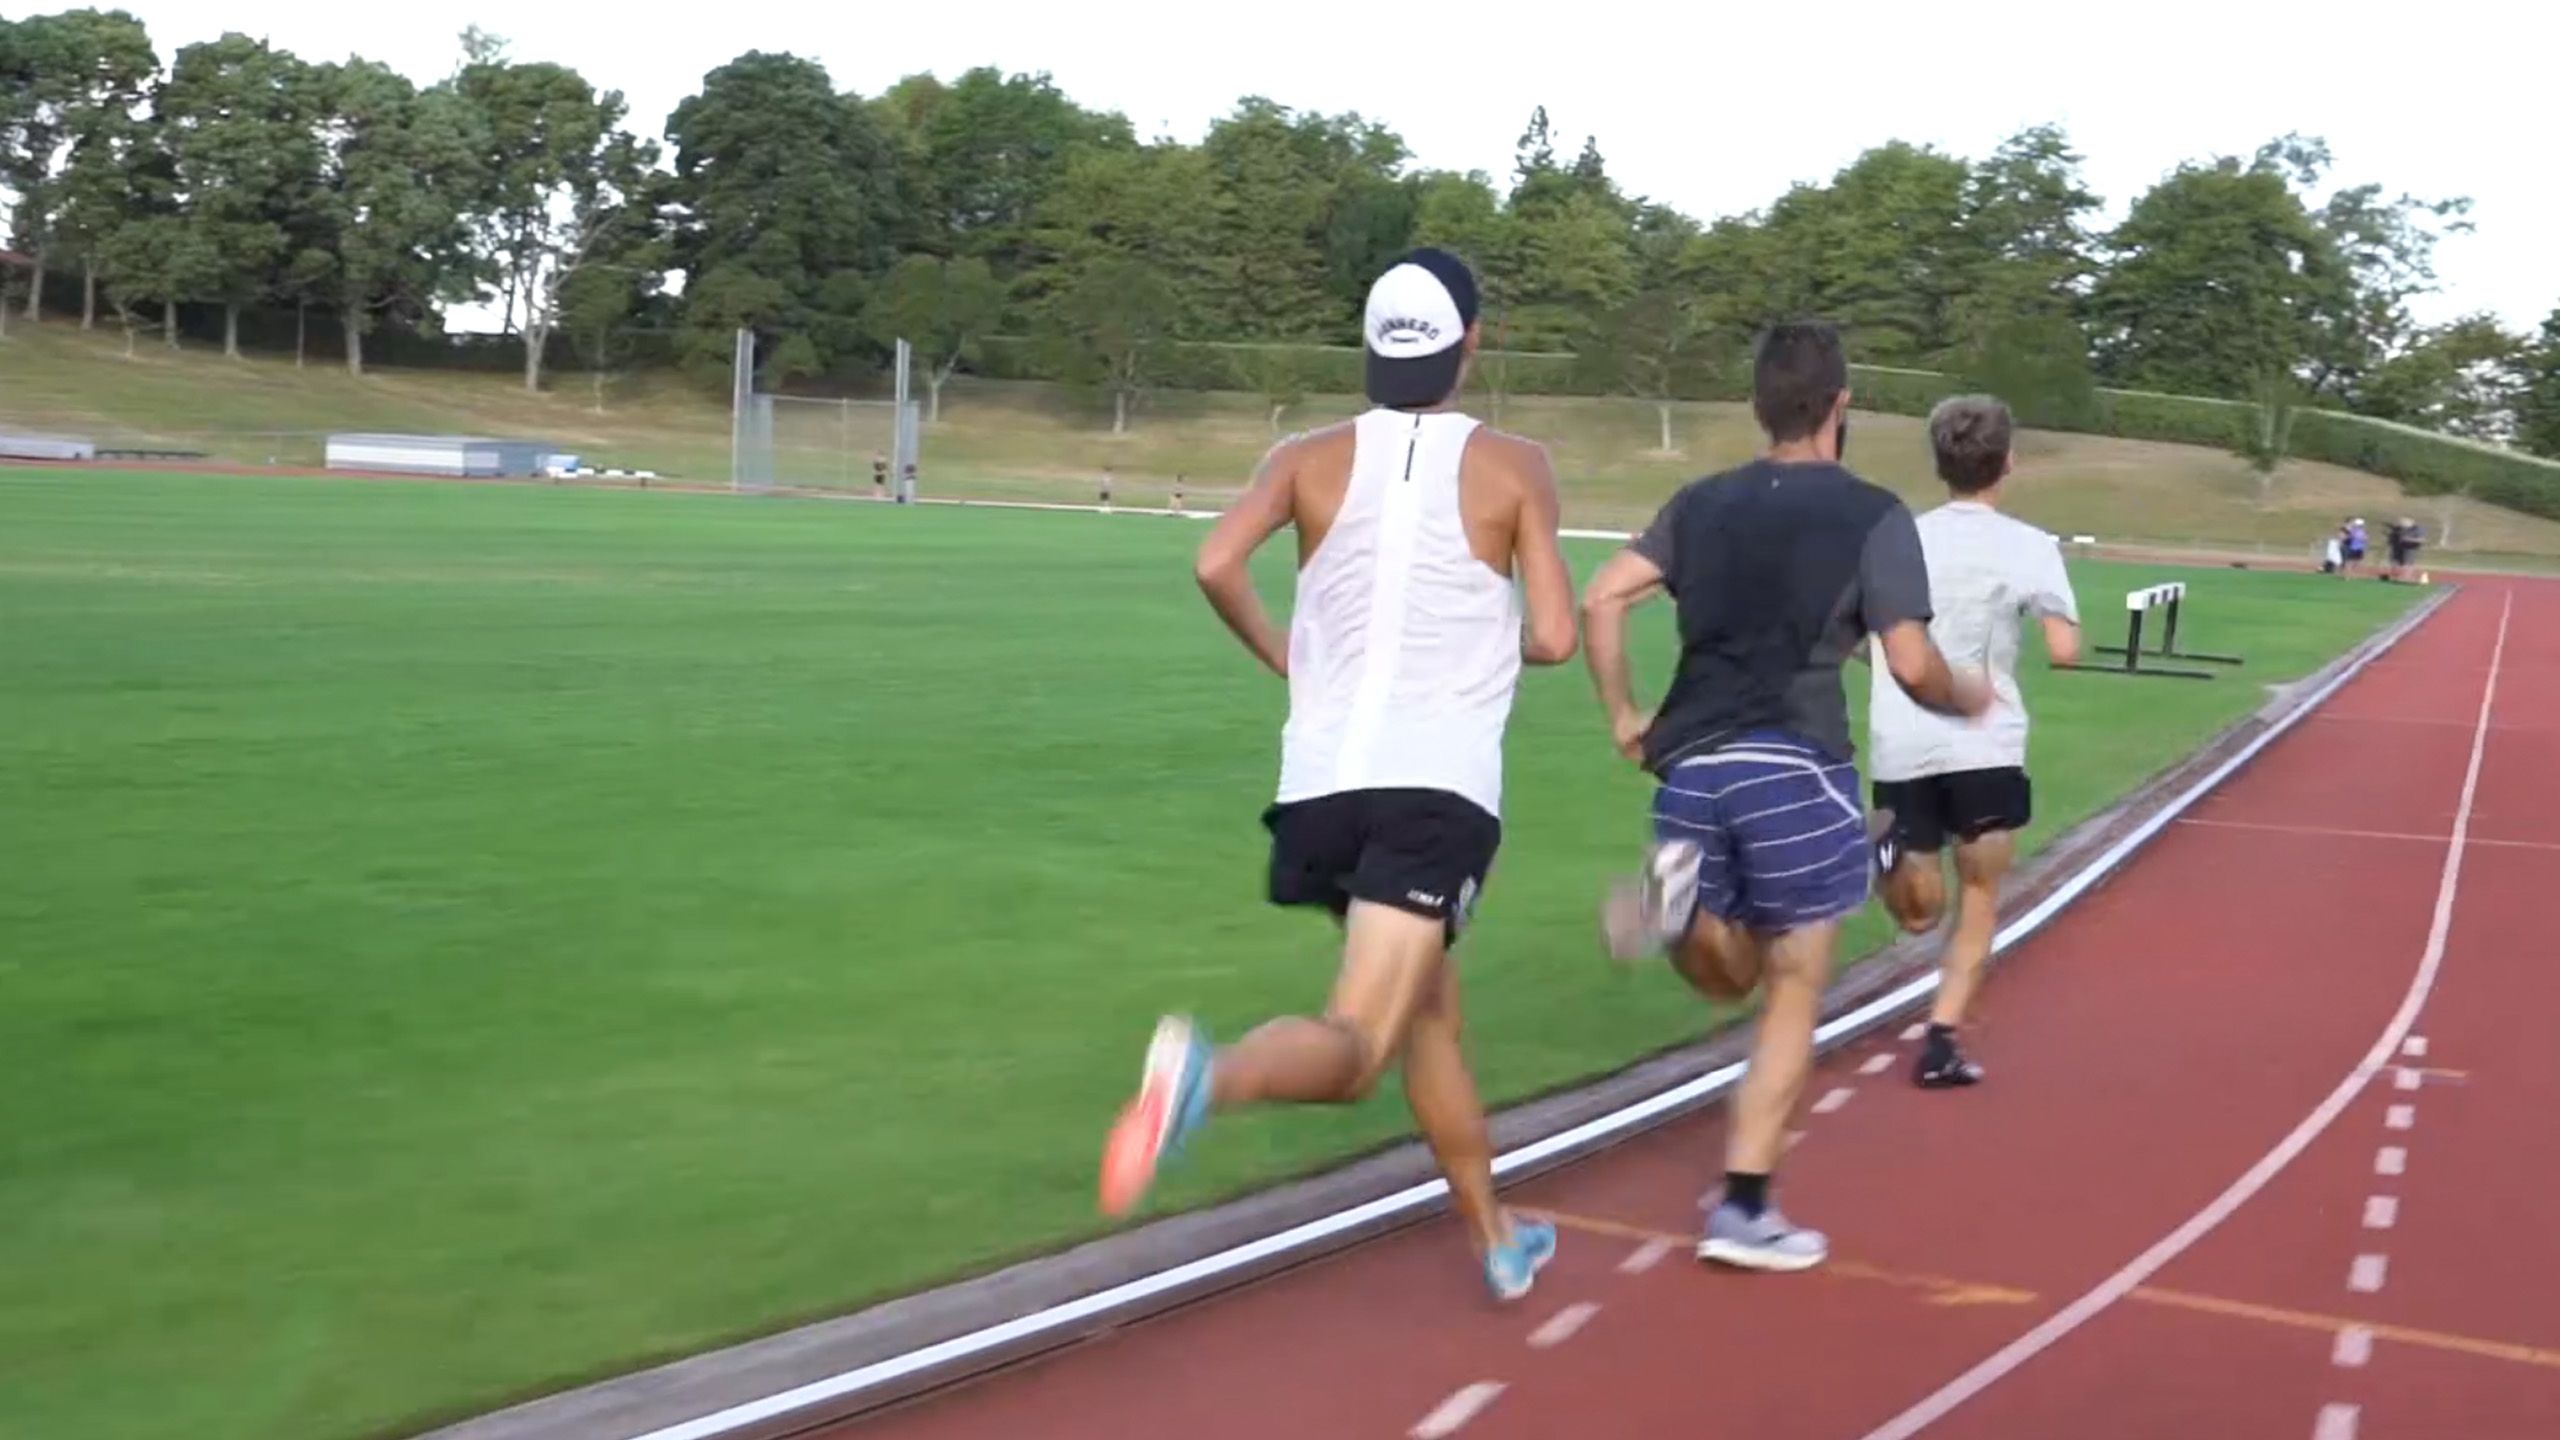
[1724,1171,1770,1218]
[1924,1022,1958,1055]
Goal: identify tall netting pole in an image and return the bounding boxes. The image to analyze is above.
[892,337,917,503]
[729,327,754,491]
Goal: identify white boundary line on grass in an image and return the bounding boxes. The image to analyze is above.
[620,542,2448,1440]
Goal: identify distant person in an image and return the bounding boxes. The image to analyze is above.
[2387,516,2424,580]
[1099,466,1115,511]
[1100,248,1580,1303]
[1866,395,2080,1090]
[1170,475,1187,515]
[872,451,889,500]
[2344,517,2369,573]
[898,461,916,505]
[2321,534,2344,576]
[1582,319,1989,1271]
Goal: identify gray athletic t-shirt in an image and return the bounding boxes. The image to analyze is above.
[1630,459,1932,771]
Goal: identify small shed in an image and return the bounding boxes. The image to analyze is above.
[325,434,559,478]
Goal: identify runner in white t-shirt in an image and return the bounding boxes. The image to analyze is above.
[1867,395,2081,1089]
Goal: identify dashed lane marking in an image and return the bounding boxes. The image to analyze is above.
[2385,1104,2414,1130]
[1813,1087,1855,1115]
[2403,1036,2430,1059]
[1860,1053,1896,1076]
[1901,1023,1928,1043]
[1527,1302,1600,1350]
[2376,1146,2407,1176]
[1618,1238,1675,1274]
[1411,1382,1505,1439]
[2363,1196,2399,1231]
[2348,1255,2389,1294]
[2333,1327,2374,1368]
[2314,1402,2360,1440]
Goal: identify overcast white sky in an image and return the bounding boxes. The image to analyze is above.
[100,0,2560,334]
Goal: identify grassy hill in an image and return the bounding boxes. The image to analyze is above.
[8,321,2559,561]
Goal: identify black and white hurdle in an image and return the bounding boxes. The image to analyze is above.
[2062,581,2245,681]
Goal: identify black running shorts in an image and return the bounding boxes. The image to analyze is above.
[1262,787,1501,943]
[1871,767,2032,853]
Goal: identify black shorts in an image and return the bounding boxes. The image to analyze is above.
[1262,788,1501,942]
[1872,767,2032,853]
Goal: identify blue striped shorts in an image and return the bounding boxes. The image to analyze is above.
[1652,729,1870,934]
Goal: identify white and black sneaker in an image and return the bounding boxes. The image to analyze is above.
[1601,839,1702,966]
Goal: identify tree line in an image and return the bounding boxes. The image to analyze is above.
[4,9,2557,458]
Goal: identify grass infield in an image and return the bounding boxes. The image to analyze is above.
[0,468,2420,1440]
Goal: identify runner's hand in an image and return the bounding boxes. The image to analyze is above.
[1611,708,1654,764]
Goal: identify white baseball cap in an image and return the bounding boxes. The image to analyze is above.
[1363,247,1479,409]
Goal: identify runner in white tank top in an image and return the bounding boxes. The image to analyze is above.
[1101,250,1581,1305]
[1276,407,1520,820]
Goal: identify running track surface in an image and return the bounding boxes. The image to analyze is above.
[838,579,2560,1440]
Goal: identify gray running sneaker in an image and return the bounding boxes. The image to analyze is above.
[1600,839,1702,965]
[1697,1202,1830,1272]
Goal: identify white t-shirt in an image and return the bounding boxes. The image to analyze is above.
[1867,501,2079,782]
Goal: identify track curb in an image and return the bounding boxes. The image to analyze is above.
[417,585,2455,1440]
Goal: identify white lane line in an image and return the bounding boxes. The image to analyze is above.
[2376,1146,2408,1176]
[1901,1023,1929,1043]
[1860,1053,1896,1076]
[1812,1087,1855,1115]
[1411,1382,1506,1439]
[2403,1036,2430,1058]
[2333,1326,2375,1368]
[2393,1066,2424,1091]
[1850,591,2510,1440]
[2385,1104,2414,1131]
[1619,1238,1675,1274]
[2315,1401,2362,1440]
[2348,1255,2390,1293]
[1784,1129,1808,1152]
[2363,1195,2399,1230]
[1527,1302,1600,1350]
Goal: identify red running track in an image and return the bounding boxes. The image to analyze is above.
[838,579,2560,1440]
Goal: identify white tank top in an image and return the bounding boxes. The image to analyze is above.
[1275,409,1522,818]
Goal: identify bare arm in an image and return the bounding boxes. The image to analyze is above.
[1876,620,1988,717]
[1513,448,1578,665]
[1193,445,1296,678]
[2040,615,2083,667]
[1580,547,1665,761]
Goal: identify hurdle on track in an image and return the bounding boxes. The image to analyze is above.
[2061,582,2245,681]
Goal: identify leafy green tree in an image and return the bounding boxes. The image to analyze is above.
[1587,207,1723,451]
[455,44,660,393]
[2357,314,2526,438]
[556,247,664,412]
[867,253,1004,421]
[1039,254,1183,434]
[2,8,158,325]
[2088,154,2333,398]
[871,67,1131,272]
[666,51,904,381]
[158,33,320,357]
[304,60,487,375]
[1754,142,1973,364]
[2516,308,2560,460]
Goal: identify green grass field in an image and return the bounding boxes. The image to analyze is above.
[1,467,2419,1440]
